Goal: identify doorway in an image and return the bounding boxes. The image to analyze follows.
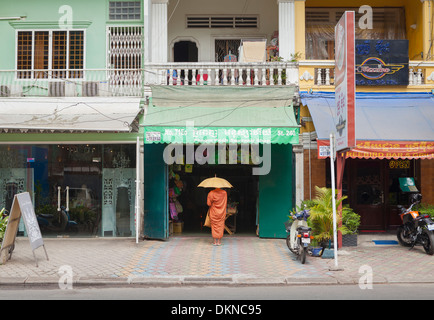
[346,158,420,230]
[173,41,198,85]
[170,163,259,235]
[174,41,198,63]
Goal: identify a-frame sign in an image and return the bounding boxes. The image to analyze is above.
[0,192,48,267]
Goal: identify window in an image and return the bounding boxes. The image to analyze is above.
[215,39,241,62]
[107,26,143,88]
[16,30,84,79]
[305,7,406,60]
[109,1,141,20]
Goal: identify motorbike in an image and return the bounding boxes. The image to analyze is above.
[397,193,434,255]
[286,208,313,264]
[37,206,78,234]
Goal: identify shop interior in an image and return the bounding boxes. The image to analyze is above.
[168,146,259,236]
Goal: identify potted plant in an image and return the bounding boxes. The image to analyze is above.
[341,206,361,247]
[309,186,359,248]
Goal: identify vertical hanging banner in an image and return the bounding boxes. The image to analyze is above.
[334,11,356,152]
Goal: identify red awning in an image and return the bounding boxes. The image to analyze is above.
[317,139,434,160]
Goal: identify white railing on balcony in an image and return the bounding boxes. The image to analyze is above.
[144,62,299,87]
[0,69,143,97]
[0,62,299,98]
[299,60,434,86]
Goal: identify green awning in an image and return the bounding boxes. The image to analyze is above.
[143,86,299,144]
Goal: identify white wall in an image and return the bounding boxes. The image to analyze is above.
[167,0,279,62]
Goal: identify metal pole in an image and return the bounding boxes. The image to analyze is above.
[135,136,140,244]
[330,133,338,268]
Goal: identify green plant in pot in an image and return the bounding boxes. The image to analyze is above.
[309,186,359,248]
[341,206,361,247]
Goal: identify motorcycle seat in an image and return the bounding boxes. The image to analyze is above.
[297,226,312,232]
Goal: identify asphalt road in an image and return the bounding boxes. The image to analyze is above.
[2,283,434,300]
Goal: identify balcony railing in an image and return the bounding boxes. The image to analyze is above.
[299,60,434,87]
[145,62,299,87]
[3,59,429,98]
[0,69,143,98]
[0,62,299,98]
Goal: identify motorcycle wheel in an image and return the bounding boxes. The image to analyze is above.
[299,245,306,264]
[397,226,412,247]
[421,230,434,255]
[286,233,291,250]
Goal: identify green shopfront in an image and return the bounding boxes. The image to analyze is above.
[142,86,300,239]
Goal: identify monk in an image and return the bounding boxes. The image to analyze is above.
[207,188,227,246]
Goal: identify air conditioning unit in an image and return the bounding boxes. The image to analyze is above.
[0,85,10,97]
[0,85,23,97]
[82,82,99,97]
[49,82,65,97]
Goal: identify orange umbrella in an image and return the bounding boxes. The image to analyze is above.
[197,176,233,189]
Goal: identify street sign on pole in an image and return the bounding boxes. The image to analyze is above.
[334,11,356,152]
[330,11,356,269]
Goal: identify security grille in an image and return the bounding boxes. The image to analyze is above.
[107,26,143,91]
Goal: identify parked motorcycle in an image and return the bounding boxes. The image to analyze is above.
[397,193,434,255]
[286,208,313,264]
[37,206,78,234]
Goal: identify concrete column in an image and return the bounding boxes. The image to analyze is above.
[278,0,295,61]
[143,0,151,64]
[421,0,434,60]
[151,0,168,63]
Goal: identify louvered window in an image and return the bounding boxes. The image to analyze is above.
[187,16,258,29]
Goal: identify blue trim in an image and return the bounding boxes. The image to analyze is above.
[300,91,434,100]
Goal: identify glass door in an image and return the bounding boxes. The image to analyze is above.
[36,145,103,237]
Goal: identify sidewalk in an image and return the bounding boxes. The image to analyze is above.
[1,233,434,288]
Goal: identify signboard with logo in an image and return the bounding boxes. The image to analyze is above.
[334,11,356,152]
[355,40,409,86]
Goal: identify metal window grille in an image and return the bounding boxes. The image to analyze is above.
[107,26,143,88]
[16,30,84,79]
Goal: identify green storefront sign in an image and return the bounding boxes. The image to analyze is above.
[144,126,299,144]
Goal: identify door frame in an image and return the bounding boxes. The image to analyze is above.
[348,159,386,230]
[347,158,421,230]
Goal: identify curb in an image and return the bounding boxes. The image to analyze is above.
[7,275,432,288]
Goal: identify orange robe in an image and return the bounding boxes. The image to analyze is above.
[207,188,227,239]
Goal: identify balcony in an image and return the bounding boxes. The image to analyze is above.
[0,69,143,98]
[299,60,434,88]
[146,62,298,87]
[0,62,299,98]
